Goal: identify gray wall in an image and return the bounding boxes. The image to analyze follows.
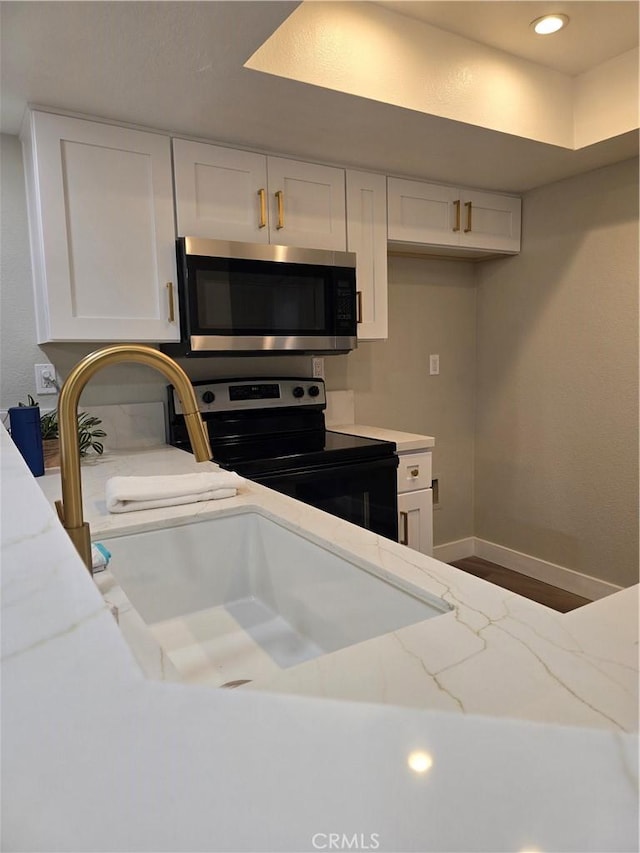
[1,133,40,406]
[475,158,639,587]
[326,256,477,546]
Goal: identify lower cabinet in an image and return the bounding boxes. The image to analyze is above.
[398,489,433,556]
[396,449,433,557]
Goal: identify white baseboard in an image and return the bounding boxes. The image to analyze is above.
[433,537,475,564]
[474,539,621,601]
[434,536,622,601]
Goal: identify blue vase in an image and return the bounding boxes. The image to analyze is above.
[9,405,45,477]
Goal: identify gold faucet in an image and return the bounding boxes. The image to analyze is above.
[55,345,212,574]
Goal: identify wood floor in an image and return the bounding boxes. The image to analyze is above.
[449,556,591,612]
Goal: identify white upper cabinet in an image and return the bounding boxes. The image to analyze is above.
[21,109,522,346]
[266,156,346,251]
[21,111,179,343]
[388,179,454,245]
[173,141,346,251]
[173,140,269,244]
[346,170,388,340]
[456,188,521,253]
[387,177,521,255]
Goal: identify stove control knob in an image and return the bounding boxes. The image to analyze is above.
[292,386,305,398]
[202,391,215,404]
[308,385,320,397]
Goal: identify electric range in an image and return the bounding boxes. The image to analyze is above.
[167,377,398,541]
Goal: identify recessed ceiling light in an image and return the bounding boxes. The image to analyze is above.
[531,13,569,35]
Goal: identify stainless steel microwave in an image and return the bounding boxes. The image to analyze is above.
[162,237,358,357]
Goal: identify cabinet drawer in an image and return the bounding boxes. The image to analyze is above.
[397,451,432,493]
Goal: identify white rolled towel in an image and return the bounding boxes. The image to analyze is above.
[105,471,246,514]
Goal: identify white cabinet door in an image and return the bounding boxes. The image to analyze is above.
[173,139,269,243]
[346,170,388,340]
[267,156,346,251]
[387,177,456,246]
[398,489,433,557]
[22,111,178,343]
[458,189,521,253]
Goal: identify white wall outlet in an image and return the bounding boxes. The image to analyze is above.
[429,354,440,375]
[312,357,325,379]
[35,363,58,395]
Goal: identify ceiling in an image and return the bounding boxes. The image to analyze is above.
[376,1,639,76]
[0,1,637,193]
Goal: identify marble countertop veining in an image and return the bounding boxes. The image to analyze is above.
[35,441,637,733]
[3,427,638,852]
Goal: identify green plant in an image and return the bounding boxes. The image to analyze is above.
[75,411,106,456]
[18,395,106,456]
[39,408,59,440]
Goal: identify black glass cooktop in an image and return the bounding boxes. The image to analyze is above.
[176,429,395,477]
[167,380,396,477]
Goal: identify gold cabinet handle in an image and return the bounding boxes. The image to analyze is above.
[166,282,175,323]
[257,188,267,228]
[275,190,284,229]
[411,468,419,478]
[453,199,461,232]
[356,290,363,324]
[400,511,409,546]
[464,200,472,233]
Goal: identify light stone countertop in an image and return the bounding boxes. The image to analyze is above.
[3,427,638,852]
[324,389,434,451]
[329,423,435,452]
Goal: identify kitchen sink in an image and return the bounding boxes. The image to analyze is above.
[99,510,450,687]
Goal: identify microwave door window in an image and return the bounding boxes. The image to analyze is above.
[273,275,297,330]
[195,268,326,333]
[195,270,234,331]
[229,280,276,330]
[273,277,325,331]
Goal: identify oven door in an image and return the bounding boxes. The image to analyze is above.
[252,456,399,542]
